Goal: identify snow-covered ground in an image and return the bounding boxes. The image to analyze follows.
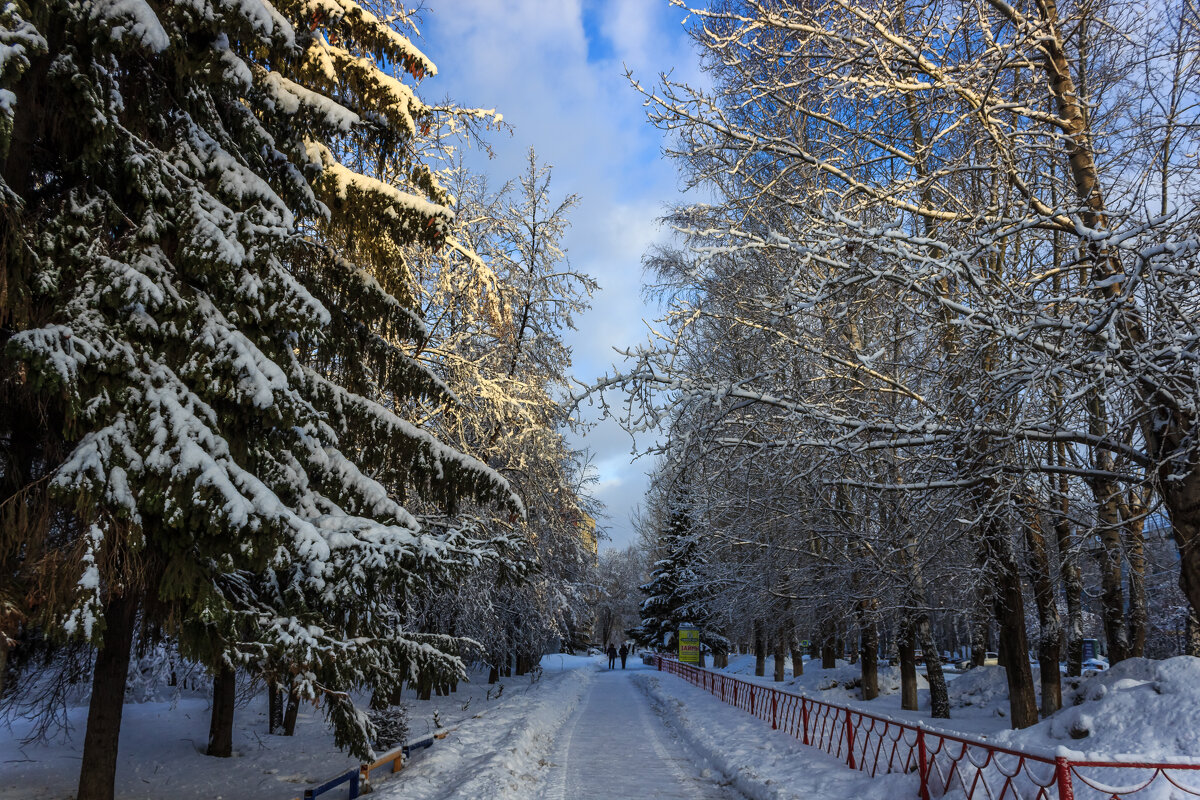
[0,655,597,800]
[709,653,1200,759]
[7,652,1198,800]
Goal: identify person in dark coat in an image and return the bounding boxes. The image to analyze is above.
[619,643,629,669]
[607,643,617,669]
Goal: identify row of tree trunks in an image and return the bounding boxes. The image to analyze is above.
[1026,0,1200,644]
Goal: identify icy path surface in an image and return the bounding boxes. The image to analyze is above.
[384,657,916,800]
[540,665,739,800]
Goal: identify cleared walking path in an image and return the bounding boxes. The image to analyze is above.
[376,655,909,800]
[540,662,740,800]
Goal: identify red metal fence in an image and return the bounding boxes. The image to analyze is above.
[652,656,1200,800]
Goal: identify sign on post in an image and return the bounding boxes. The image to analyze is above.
[1081,638,1098,661]
[678,623,700,664]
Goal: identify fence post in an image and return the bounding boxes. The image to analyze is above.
[801,698,810,745]
[771,693,778,730]
[750,686,755,715]
[845,707,857,770]
[733,684,738,707]
[348,769,360,800]
[1055,757,1075,800]
[917,729,930,800]
[303,792,314,800]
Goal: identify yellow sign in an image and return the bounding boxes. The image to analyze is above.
[678,624,700,664]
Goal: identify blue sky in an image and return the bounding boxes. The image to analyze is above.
[416,1,702,549]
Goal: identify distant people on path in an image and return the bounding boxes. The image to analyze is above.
[607,643,617,669]
[619,643,629,669]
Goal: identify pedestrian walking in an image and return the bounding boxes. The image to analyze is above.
[607,643,617,670]
[619,643,629,669]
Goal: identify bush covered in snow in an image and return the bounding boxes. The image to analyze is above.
[998,656,1200,758]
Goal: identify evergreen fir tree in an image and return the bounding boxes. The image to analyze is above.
[630,476,727,658]
[1,1,519,796]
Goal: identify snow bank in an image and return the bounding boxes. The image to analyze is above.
[946,665,1012,717]
[996,656,1200,760]
[639,672,919,800]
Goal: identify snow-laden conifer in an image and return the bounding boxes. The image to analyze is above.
[0,0,520,795]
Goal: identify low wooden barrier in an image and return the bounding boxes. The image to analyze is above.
[290,730,450,799]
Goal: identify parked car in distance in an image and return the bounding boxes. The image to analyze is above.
[983,652,999,666]
[1082,657,1109,677]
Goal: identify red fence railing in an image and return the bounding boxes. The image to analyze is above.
[651,656,1200,800]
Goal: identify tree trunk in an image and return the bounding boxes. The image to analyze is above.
[488,664,499,684]
[971,610,988,668]
[206,664,236,757]
[985,516,1039,729]
[791,647,804,677]
[1047,438,1085,677]
[1187,606,1200,657]
[77,590,140,800]
[1090,476,1130,664]
[857,602,879,701]
[821,642,836,668]
[1121,490,1149,659]
[269,686,283,734]
[1056,510,1085,676]
[0,635,9,701]
[754,620,766,677]
[1022,496,1063,716]
[899,621,918,711]
[773,628,786,682]
[283,684,300,736]
[916,617,949,718]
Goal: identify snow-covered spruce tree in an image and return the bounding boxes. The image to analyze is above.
[0,0,519,796]
[630,467,727,662]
